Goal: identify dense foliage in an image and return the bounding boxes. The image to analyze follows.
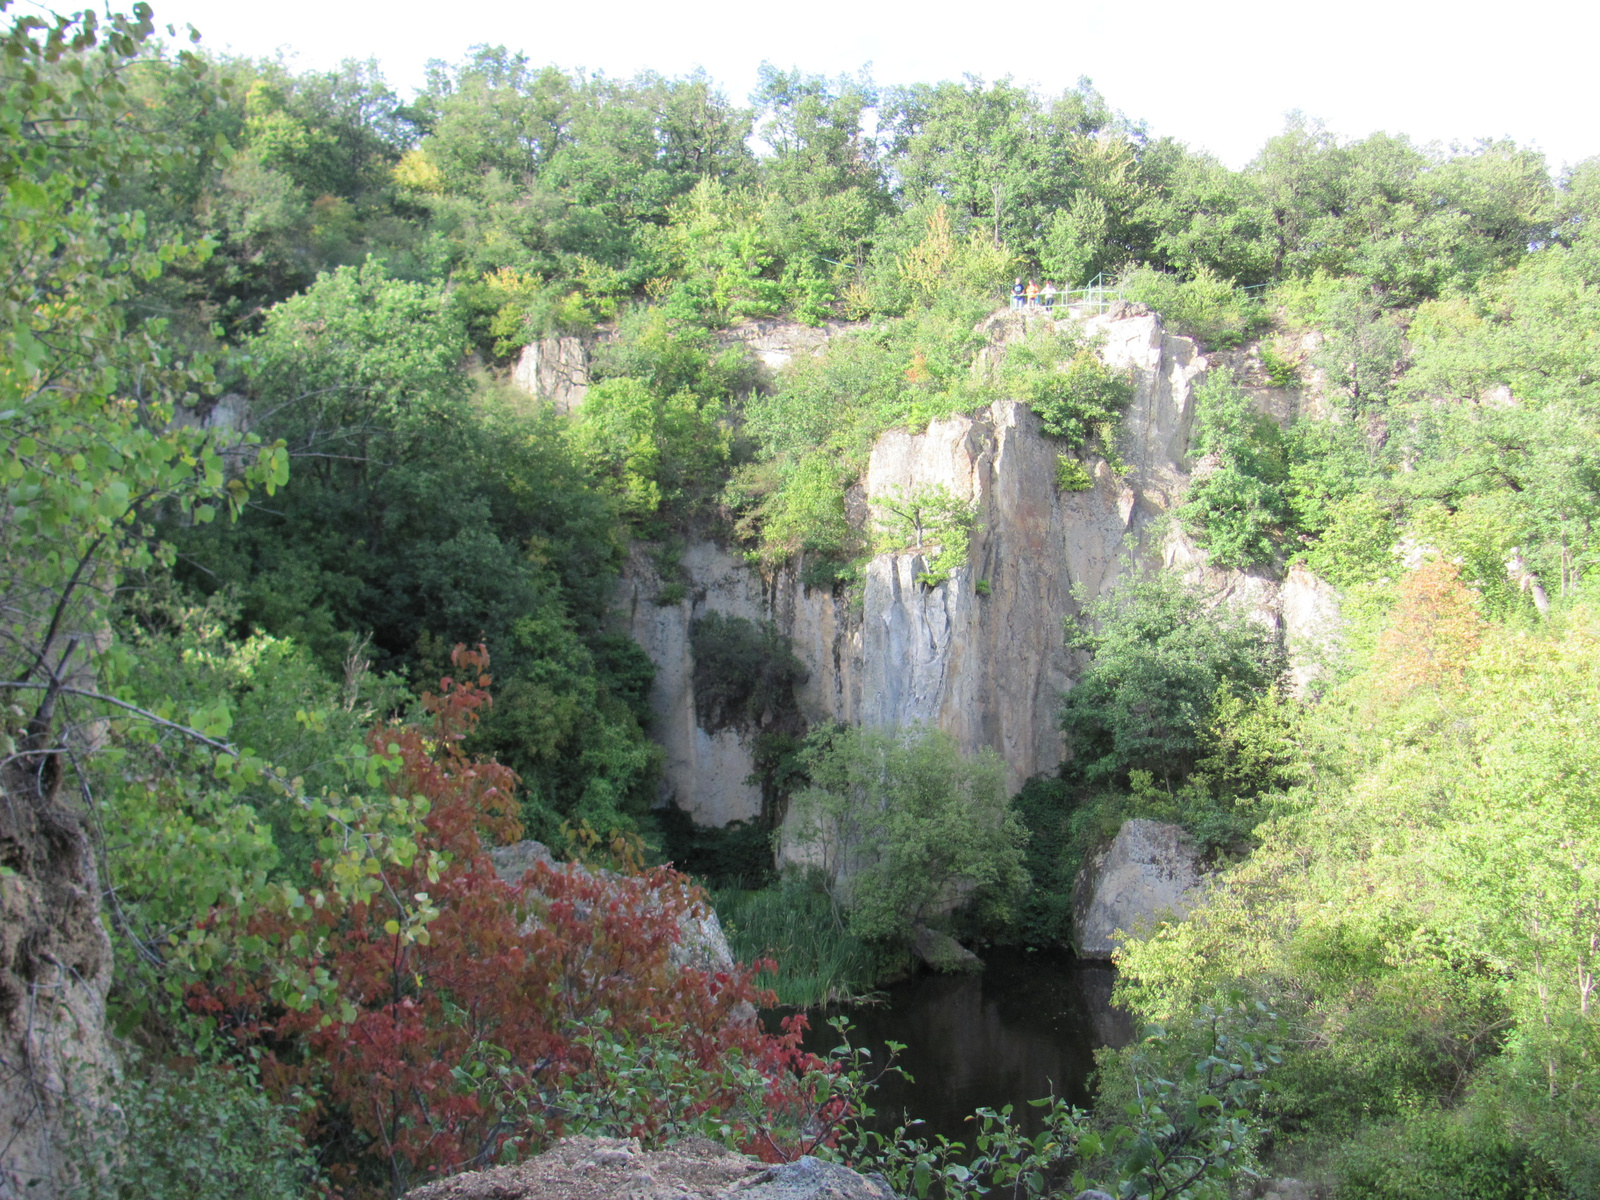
[1061,573,1288,785]
[191,650,788,1195]
[1114,567,1600,1198]
[6,1,1600,1196]
[787,726,1029,942]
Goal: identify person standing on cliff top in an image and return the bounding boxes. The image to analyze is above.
[1025,279,1041,308]
[1041,280,1058,310]
[1011,279,1025,310]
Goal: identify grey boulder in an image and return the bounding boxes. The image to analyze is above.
[1072,819,1206,958]
[732,1156,897,1199]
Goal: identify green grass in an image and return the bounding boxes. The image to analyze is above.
[713,883,897,1008]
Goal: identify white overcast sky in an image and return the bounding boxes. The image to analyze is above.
[143,0,1597,172]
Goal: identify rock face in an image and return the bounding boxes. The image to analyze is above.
[0,819,115,1198]
[1071,819,1207,959]
[824,306,1215,795]
[512,336,590,414]
[614,542,772,825]
[400,1136,897,1200]
[713,317,847,373]
[512,319,848,418]
[612,307,1342,829]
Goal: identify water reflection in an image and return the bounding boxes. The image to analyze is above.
[795,949,1133,1146]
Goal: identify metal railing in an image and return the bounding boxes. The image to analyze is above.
[1061,272,1126,314]
[1002,273,1126,316]
[1000,272,1270,319]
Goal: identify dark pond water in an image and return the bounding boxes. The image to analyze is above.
[795,949,1133,1146]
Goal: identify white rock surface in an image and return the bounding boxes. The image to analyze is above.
[1072,819,1207,959]
[610,307,1344,833]
[512,335,590,414]
[713,317,844,374]
[614,543,769,826]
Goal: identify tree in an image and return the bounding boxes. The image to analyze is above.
[1061,574,1286,785]
[0,6,284,1190]
[787,727,1028,942]
[1377,556,1483,695]
[248,259,469,471]
[566,374,730,521]
[872,483,979,588]
[1179,373,1294,568]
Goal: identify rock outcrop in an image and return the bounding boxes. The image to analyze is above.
[511,319,849,418]
[512,335,590,414]
[0,824,115,1198]
[401,1136,897,1200]
[713,317,846,374]
[612,307,1343,829]
[614,543,772,825]
[911,925,982,973]
[1071,819,1207,959]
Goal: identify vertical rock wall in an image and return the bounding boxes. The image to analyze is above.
[846,307,1208,792]
[616,308,1339,826]
[615,543,771,825]
[511,336,590,414]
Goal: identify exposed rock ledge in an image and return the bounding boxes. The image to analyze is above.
[612,307,1345,830]
[402,1136,896,1200]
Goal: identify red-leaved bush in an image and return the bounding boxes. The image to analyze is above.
[194,648,829,1197]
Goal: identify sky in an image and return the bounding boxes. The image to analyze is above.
[142,0,1598,172]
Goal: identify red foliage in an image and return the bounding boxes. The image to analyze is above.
[195,647,819,1196]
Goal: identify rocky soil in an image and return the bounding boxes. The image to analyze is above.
[400,1137,896,1200]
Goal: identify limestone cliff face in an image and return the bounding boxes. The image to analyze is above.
[848,306,1207,792]
[617,307,1339,826]
[511,336,590,414]
[510,318,849,417]
[615,542,771,826]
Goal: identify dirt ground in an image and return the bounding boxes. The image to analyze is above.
[400,1136,772,1200]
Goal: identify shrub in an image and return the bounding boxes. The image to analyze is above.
[998,328,1134,451]
[740,451,858,566]
[690,612,809,733]
[1259,341,1302,387]
[67,1059,319,1200]
[1331,1108,1559,1200]
[655,805,776,888]
[197,649,786,1196]
[1120,264,1267,349]
[1179,373,1294,569]
[787,726,1028,943]
[1061,572,1286,786]
[1056,455,1094,491]
[566,376,731,521]
[1301,491,1397,586]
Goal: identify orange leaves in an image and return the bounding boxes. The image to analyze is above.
[1379,557,1485,696]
